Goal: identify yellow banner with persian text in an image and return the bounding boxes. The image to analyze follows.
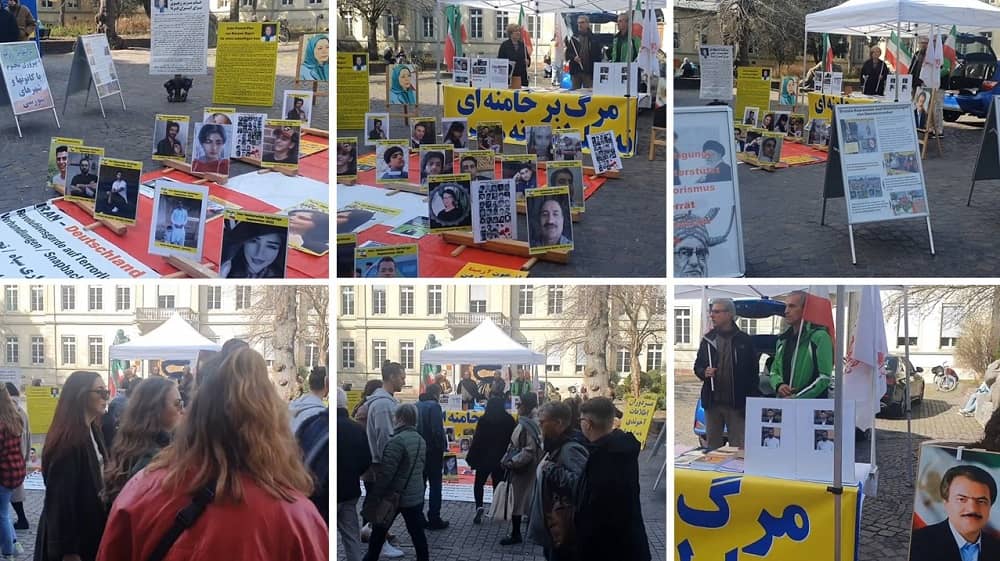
[806,92,878,122]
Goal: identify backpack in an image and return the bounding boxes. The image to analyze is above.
[295,409,329,522]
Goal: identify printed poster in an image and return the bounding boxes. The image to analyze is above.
[80,34,120,97]
[375,140,410,184]
[389,216,430,239]
[457,149,495,181]
[94,158,141,225]
[471,178,516,243]
[620,393,658,447]
[203,107,236,124]
[546,160,584,211]
[674,106,745,277]
[233,112,266,159]
[476,122,504,153]
[757,131,784,165]
[454,262,527,278]
[152,114,190,162]
[453,57,469,86]
[442,118,469,149]
[219,210,289,278]
[587,130,623,174]
[364,112,389,146]
[65,145,104,203]
[355,244,419,277]
[150,0,209,75]
[886,74,913,101]
[428,174,472,233]
[593,62,640,97]
[0,41,55,115]
[387,64,418,105]
[419,144,454,186]
[552,129,583,161]
[148,180,209,260]
[410,117,437,149]
[779,76,798,106]
[470,57,489,88]
[834,102,930,225]
[734,67,771,127]
[281,89,314,128]
[190,122,233,177]
[525,186,573,254]
[698,45,734,101]
[282,199,329,256]
[261,119,301,170]
[213,22,279,106]
[500,154,538,196]
[526,125,554,161]
[47,137,83,190]
[298,33,330,82]
[337,52,367,130]
[336,137,358,182]
[488,58,510,89]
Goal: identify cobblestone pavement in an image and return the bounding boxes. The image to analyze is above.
[675,88,1000,277]
[337,437,667,561]
[674,375,987,561]
[0,45,329,214]
[338,71,667,278]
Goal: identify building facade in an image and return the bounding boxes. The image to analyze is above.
[0,283,325,386]
[336,284,665,392]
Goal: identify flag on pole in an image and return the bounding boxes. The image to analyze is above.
[921,25,943,89]
[844,286,888,432]
[631,0,644,38]
[885,31,912,74]
[943,25,958,74]
[518,6,532,58]
[637,2,659,77]
[823,34,834,72]
[444,5,466,71]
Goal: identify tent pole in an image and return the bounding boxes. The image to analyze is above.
[903,287,913,485]
[533,2,539,88]
[625,0,634,149]
[834,285,845,561]
[436,3,443,108]
[894,18,901,102]
[802,29,808,107]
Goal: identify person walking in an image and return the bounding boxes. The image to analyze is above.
[337,388,370,561]
[35,371,109,561]
[466,396,516,524]
[96,348,327,560]
[101,377,183,509]
[0,385,25,560]
[362,362,406,559]
[499,392,542,545]
[290,366,328,436]
[352,379,382,425]
[416,383,449,530]
[528,400,589,561]
[362,404,428,561]
[576,398,650,561]
[4,384,28,531]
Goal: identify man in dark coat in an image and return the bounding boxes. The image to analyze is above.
[693,298,758,448]
[0,6,18,43]
[416,383,449,530]
[564,14,603,89]
[910,465,1000,561]
[337,388,371,561]
[576,397,650,561]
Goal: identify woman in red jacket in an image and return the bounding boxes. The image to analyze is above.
[0,385,25,558]
[96,347,327,561]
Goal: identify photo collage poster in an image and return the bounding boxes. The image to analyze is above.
[233,112,267,159]
[471,178,516,243]
[587,131,623,174]
[452,57,470,85]
[355,243,419,278]
[834,102,930,225]
[219,209,290,279]
[674,106,745,278]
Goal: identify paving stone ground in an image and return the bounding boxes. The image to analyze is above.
[674,375,987,561]
[675,87,1000,277]
[0,45,329,213]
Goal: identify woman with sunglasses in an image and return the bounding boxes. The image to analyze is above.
[102,377,183,508]
[35,371,110,561]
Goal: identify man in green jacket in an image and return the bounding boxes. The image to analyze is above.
[610,13,639,63]
[770,291,833,399]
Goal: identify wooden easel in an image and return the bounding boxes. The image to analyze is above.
[918,89,943,158]
[441,232,570,269]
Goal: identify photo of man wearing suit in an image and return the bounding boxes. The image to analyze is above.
[910,465,1000,561]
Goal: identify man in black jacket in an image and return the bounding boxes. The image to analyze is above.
[417,383,449,530]
[337,388,371,561]
[565,14,603,89]
[576,397,650,561]
[693,298,758,449]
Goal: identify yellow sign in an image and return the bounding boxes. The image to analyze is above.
[443,409,518,440]
[675,469,859,560]
[346,390,363,417]
[442,84,638,157]
[806,92,877,121]
[26,386,59,434]
[454,262,529,278]
[337,52,368,130]
[734,68,772,127]
[213,22,279,106]
[620,392,658,447]
[300,139,328,157]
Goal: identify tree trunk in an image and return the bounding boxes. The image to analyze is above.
[271,287,298,401]
[630,347,642,398]
[989,286,1000,362]
[583,286,611,397]
[96,0,125,49]
[367,16,379,60]
[229,0,239,23]
[59,0,66,27]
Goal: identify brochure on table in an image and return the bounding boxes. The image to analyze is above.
[744,397,856,484]
[698,45,734,101]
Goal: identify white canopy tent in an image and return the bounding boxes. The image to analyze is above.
[108,313,222,361]
[421,317,545,365]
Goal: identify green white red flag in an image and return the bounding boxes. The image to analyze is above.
[885,31,912,74]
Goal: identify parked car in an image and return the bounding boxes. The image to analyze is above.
[877,355,925,418]
[943,33,1000,120]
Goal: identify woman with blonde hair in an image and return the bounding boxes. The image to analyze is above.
[34,370,109,561]
[498,22,530,89]
[96,347,327,560]
[0,385,25,559]
[102,377,183,508]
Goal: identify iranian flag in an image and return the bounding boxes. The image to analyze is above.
[823,33,834,71]
[444,5,466,71]
[943,25,958,74]
[885,31,912,74]
[518,6,532,58]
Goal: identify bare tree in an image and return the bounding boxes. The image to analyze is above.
[557,286,612,396]
[340,0,393,60]
[96,0,126,49]
[883,286,1000,361]
[299,285,330,366]
[717,0,840,66]
[610,286,666,398]
[954,314,994,377]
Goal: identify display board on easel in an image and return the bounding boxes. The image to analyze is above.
[0,40,59,137]
[967,97,1000,206]
[822,102,935,264]
[63,34,126,118]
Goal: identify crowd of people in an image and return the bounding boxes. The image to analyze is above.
[338,360,651,561]
[6,340,328,561]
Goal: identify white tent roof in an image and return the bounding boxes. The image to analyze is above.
[421,317,545,365]
[805,0,1000,36]
[436,0,665,15]
[109,313,222,361]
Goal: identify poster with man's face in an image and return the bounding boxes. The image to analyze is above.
[546,160,584,211]
[65,146,104,203]
[525,186,573,254]
[365,112,389,146]
[282,90,314,128]
[47,136,83,190]
[375,140,410,184]
[152,114,190,162]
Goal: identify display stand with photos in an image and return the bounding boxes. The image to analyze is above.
[63,34,126,119]
[234,125,328,177]
[916,89,943,159]
[158,158,229,185]
[441,232,570,267]
[51,181,127,236]
[0,41,60,137]
[967,97,1000,206]
[822,103,936,265]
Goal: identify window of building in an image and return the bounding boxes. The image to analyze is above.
[341,286,355,315]
[737,318,758,335]
[307,0,322,5]
[673,22,680,49]
[341,340,356,369]
[384,13,399,36]
[30,337,43,365]
[575,343,586,373]
[674,308,691,344]
[422,15,434,37]
[4,286,16,312]
[61,336,76,365]
[30,285,43,312]
[897,305,919,347]
[372,340,387,368]
[281,0,293,6]
[217,0,228,8]
[427,285,442,315]
[495,11,509,39]
[4,337,17,365]
[41,0,53,7]
[241,0,252,6]
[940,304,963,348]
[546,347,561,373]
[400,341,414,370]
[547,286,564,314]
[89,336,103,366]
[526,14,537,37]
[305,341,319,368]
[518,285,533,315]
[400,286,414,315]
[88,286,103,311]
[206,286,222,310]
[116,286,130,311]
[646,343,663,372]
[158,295,175,309]
[616,349,631,373]
[469,286,487,313]
[373,286,386,315]
[65,0,78,6]
[61,286,75,311]
[236,286,253,310]
[470,8,483,38]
